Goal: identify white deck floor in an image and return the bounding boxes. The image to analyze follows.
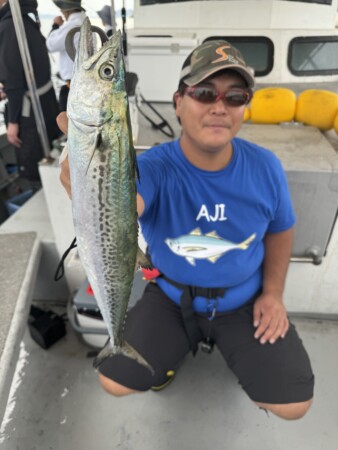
[1,314,338,450]
[1,103,338,449]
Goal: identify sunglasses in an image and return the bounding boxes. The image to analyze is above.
[184,86,252,107]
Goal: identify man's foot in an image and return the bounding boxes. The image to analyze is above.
[151,370,176,392]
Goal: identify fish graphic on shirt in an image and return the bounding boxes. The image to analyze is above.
[165,228,256,266]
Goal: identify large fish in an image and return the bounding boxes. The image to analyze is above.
[67,18,152,372]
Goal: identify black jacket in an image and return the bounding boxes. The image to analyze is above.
[0,0,59,139]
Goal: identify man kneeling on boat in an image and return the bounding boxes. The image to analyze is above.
[58,39,314,421]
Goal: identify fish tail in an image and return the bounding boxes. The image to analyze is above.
[238,233,257,250]
[93,339,114,369]
[120,341,154,375]
[93,339,154,375]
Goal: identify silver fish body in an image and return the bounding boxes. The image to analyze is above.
[67,18,151,371]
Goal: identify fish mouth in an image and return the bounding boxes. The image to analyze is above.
[77,17,96,64]
[76,19,122,72]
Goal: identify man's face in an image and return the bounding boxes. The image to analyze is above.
[174,72,248,157]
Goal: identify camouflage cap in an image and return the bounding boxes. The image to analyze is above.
[180,40,255,89]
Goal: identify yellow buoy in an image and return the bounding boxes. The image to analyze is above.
[295,89,338,131]
[250,87,296,124]
[334,112,338,135]
[243,106,251,122]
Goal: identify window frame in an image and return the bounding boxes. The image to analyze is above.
[288,36,338,76]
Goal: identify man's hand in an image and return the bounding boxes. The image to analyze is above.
[0,83,6,101]
[7,122,22,147]
[57,112,71,198]
[253,293,289,345]
[57,111,68,135]
[53,16,64,27]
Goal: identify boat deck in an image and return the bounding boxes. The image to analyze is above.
[1,315,338,450]
[1,103,338,449]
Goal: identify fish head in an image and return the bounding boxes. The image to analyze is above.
[165,238,181,255]
[67,18,125,127]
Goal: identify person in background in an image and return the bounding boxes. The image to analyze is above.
[0,0,60,191]
[58,40,314,420]
[0,82,6,101]
[46,0,86,112]
[97,5,113,37]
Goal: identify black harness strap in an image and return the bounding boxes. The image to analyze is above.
[162,275,226,355]
[180,286,203,355]
[54,237,77,281]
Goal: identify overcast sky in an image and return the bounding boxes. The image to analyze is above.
[37,0,134,17]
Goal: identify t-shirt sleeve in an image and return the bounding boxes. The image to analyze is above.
[136,154,159,219]
[267,164,296,233]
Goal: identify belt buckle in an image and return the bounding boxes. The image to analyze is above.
[201,338,214,354]
[206,298,218,321]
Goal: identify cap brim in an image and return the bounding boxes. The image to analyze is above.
[183,64,255,89]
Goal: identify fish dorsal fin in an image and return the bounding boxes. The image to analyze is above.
[205,231,221,239]
[190,228,202,236]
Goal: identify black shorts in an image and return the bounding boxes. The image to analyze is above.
[99,283,314,404]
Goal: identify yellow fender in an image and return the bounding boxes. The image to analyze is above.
[250,87,296,124]
[243,106,251,122]
[334,112,338,135]
[295,89,338,131]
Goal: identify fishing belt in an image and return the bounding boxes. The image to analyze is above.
[22,79,53,117]
[160,274,227,356]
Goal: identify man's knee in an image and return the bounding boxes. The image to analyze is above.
[98,373,141,397]
[255,398,313,420]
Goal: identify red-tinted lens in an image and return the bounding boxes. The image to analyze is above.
[185,86,250,107]
[186,86,218,103]
[224,90,250,106]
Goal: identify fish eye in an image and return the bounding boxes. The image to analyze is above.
[99,63,114,80]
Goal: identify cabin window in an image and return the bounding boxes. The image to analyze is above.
[288,37,338,75]
[203,37,274,77]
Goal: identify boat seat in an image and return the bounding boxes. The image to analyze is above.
[250,87,296,124]
[0,232,41,424]
[295,89,338,131]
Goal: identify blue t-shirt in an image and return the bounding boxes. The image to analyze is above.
[137,137,295,313]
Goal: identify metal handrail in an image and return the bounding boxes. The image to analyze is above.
[8,0,51,158]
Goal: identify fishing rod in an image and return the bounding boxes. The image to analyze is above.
[121,0,127,56]
[8,0,51,158]
[111,0,117,35]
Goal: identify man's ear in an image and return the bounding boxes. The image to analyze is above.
[173,91,182,118]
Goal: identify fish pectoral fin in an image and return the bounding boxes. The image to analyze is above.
[185,256,196,266]
[85,130,102,174]
[207,254,223,263]
[238,233,257,250]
